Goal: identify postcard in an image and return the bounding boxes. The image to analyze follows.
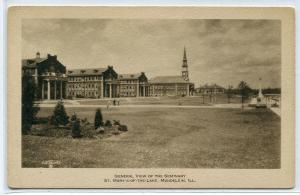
[7,6,295,188]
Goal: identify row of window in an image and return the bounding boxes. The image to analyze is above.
[120,92,135,96]
[121,86,137,90]
[68,83,99,89]
[119,80,137,84]
[152,86,188,90]
[68,76,102,82]
[68,91,98,96]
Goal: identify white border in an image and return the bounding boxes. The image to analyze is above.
[0,0,298,194]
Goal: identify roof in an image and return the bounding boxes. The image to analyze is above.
[22,58,47,68]
[118,73,142,80]
[197,84,225,89]
[149,76,189,84]
[67,68,108,76]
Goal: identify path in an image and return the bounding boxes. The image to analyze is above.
[270,107,281,117]
[37,103,247,109]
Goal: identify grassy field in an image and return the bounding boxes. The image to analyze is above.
[76,94,246,106]
[23,106,280,168]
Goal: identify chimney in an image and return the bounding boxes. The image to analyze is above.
[36,52,40,59]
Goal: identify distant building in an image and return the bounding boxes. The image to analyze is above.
[195,84,225,95]
[149,47,194,96]
[149,76,192,96]
[22,52,68,100]
[118,72,149,97]
[66,66,118,98]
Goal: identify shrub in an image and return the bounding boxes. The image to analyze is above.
[22,72,40,134]
[50,101,69,126]
[70,112,77,122]
[72,118,81,138]
[118,125,128,132]
[113,120,120,126]
[104,120,112,127]
[81,117,89,125]
[94,108,103,129]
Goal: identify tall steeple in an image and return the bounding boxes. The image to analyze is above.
[182,47,189,81]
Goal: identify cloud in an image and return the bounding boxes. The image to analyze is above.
[22,19,281,88]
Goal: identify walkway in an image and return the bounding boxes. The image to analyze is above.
[270,107,281,117]
[37,103,247,109]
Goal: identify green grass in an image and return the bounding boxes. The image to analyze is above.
[23,107,280,168]
[77,95,246,106]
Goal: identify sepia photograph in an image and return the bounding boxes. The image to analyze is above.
[21,18,281,169]
[7,6,294,188]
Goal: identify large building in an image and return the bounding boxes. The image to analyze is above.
[66,66,118,99]
[149,47,194,96]
[23,48,194,100]
[22,52,68,100]
[118,72,149,97]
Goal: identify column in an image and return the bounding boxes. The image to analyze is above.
[187,84,190,96]
[42,80,44,100]
[54,80,57,100]
[143,85,146,97]
[100,80,104,99]
[60,80,63,99]
[175,83,178,96]
[109,83,112,98]
[136,82,140,97]
[152,85,154,96]
[47,79,51,100]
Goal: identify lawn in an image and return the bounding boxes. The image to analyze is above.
[22,107,280,168]
[76,94,246,106]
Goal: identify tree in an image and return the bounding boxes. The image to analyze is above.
[238,81,252,109]
[72,118,81,138]
[22,72,39,134]
[226,85,233,103]
[50,101,69,126]
[94,108,103,129]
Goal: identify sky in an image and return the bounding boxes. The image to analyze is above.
[22,19,281,88]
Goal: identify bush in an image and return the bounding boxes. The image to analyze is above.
[22,72,40,134]
[72,118,81,138]
[50,101,69,126]
[94,109,103,129]
[81,117,89,125]
[70,112,77,122]
[104,120,112,127]
[113,120,120,126]
[118,125,128,132]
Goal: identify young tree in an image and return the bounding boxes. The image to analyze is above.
[94,108,103,129]
[72,118,81,138]
[22,72,40,134]
[50,101,69,126]
[238,81,252,109]
[226,85,233,103]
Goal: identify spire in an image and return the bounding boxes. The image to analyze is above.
[183,46,187,61]
[182,47,189,81]
[182,46,188,67]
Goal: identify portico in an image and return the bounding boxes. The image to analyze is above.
[40,72,68,100]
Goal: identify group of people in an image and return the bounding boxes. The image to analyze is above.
[107,99,120,110]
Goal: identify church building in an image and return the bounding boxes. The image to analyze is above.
[149,47,194,96]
